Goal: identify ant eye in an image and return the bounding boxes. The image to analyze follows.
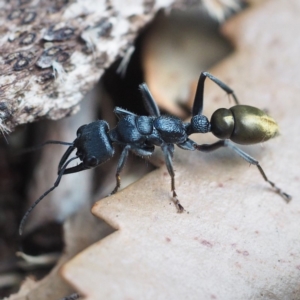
[87,156,98,167]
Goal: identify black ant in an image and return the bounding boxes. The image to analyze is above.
[19,72,291,235]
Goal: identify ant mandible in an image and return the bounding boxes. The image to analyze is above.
[19,72,291,235]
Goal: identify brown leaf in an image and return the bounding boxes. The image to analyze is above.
[142,10,233,118]
[62,1,300,298]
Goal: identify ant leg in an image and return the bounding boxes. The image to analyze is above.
[139,83,161,117]
[192,72,240,117]
[196,140,291,202]
[161,144,184,213]
[203,72,240,105]
[130,145,154,157]
[177,138,198,151]
[114,107,136,119]
[166,143,174,158]
[109,145,131,195]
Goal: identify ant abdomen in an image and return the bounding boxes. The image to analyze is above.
[210,105,279,145]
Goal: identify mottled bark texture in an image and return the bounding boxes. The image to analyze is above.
[0,0,241,134]
[0,0,197,133]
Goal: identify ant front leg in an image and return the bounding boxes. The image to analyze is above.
[192,72,240,116]
[109,145,131,195]
[196,140,292,202]
[161,144,184,213]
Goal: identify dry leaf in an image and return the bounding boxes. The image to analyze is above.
[61,1,300,299]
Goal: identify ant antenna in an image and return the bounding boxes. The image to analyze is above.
[19,156,78,235]
[18,140,74,155]
[40,141,73,146]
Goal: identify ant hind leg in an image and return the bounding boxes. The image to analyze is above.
[196,140,291,202]
[192,72,240,117]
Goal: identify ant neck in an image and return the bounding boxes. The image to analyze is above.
[187,114,211,135]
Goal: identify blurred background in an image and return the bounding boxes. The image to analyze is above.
[0,1,254,298]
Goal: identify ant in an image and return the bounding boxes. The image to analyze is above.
[19,72,291,235]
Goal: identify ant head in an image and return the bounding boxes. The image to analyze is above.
[19,120,115,235]
[73,120,114,169]
[58,120,115,175]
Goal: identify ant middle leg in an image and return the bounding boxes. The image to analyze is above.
[196,140,291,202]
[139,83,161,117]
[109,145,155,196]
[162,144,184,213]
[109,145,130,195]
